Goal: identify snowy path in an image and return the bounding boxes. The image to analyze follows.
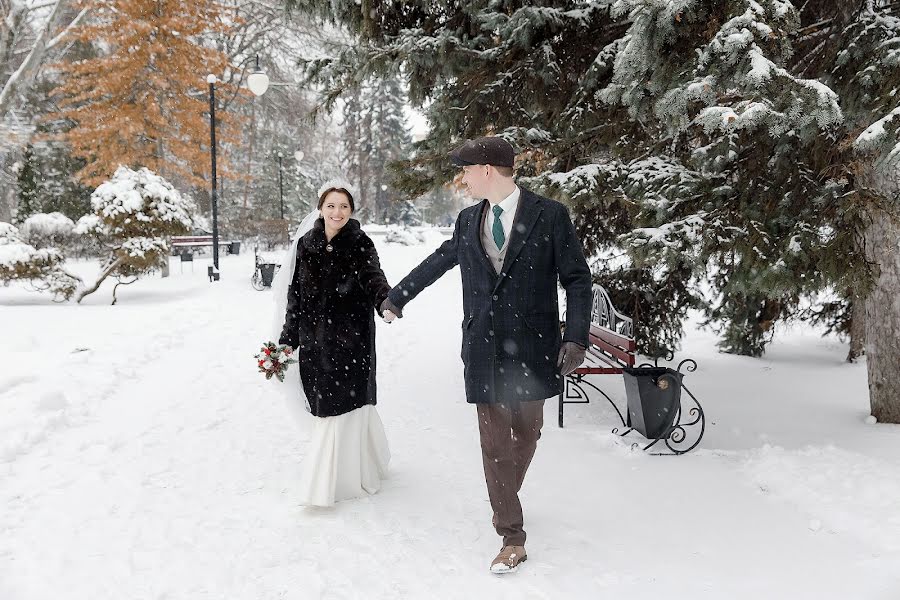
[1,236,899,599]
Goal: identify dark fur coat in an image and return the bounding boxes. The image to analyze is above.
[279,218,391,417]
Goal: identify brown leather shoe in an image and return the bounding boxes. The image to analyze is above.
[490,545,527,574]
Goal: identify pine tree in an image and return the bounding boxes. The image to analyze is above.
[339,75,411,221]
[287,0,900,420]
[341,84,370,216]
[388,199,423,227]
[48,0,240,188]
[0,221,81,300]
[370,75,412,220]
[14,145,40,224]
[74,166,195,303]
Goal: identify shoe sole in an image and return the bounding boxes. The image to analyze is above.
[490,555,527,574]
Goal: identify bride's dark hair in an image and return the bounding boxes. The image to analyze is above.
[317,187,355,211]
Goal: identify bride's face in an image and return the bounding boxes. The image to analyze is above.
[320,191,353,231]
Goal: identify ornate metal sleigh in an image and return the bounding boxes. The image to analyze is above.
[558,284,706,455]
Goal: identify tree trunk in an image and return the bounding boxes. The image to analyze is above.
[0,1,83,120]
[75,256,123,303]
[847,294,866,362]
[860,169,900,422]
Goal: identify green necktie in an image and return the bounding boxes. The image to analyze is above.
[492,205,505,250]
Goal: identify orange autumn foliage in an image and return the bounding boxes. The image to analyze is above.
[48,0,244,188]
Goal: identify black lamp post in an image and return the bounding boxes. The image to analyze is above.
[207,73,220,279]
[277,151,284,219]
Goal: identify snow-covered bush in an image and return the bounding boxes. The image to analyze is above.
[0,222,81,301]
[19,212,77,251]
[383,225,425,246]
[75,166,195,303]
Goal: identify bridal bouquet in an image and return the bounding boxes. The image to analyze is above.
[254,342,297,382]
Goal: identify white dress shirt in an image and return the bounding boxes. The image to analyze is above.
[483,185,520,252]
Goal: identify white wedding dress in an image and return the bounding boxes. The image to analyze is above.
[270,190,390,507]
[297,404,391,506]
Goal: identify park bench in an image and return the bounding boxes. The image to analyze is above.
[170,235,241,256]
[559,284,706,455]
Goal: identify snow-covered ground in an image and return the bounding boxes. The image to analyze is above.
[1,231,899,599]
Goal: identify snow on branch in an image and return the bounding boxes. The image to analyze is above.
[854,105,900,162]
[0,221,81,300]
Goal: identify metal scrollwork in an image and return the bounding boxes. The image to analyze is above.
[563,356,707,456]
[590,284,634,339]
[677,359,698,373]
[562,376,627,429]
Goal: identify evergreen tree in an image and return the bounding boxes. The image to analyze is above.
[338,75,411,222]
[48,0,240,188]
[0,221,81,300]
[35,140,92,221]
[341,84,371,217]
[388,199,423,227]
[13,145,40,224]
[286,0,900,420]
[370,75,412,220]
[74,167,195,303]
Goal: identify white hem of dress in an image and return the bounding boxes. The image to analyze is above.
[298,404,390,507]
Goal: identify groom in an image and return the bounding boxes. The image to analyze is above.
[382,136,591,573]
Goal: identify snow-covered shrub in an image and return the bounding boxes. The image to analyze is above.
[75,166,195,303]
[0,222,81,301]
[19,212,77,250]
[383,225,425,246]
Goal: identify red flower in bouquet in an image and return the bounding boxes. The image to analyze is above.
[254,341,298,382]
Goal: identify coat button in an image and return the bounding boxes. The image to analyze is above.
[492,294,498,300]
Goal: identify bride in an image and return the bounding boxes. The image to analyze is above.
[271,179,395,506]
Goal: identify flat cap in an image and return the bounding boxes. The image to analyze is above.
[449,137,515,168]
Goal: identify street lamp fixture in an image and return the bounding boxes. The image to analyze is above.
[247,55,270,97]
[248,58,305,223]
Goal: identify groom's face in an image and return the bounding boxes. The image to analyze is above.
[461,165,489,199]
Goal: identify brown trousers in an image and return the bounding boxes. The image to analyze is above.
[476,399,545,547]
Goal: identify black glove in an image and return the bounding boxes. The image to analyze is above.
[557,341,586,376]
[380,297,403,319]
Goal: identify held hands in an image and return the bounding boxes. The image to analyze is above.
[379,298,403,324]
[557,341,586,376]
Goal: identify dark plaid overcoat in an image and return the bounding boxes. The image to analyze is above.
[387,188,592,404]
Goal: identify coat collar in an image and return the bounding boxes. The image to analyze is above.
[496,189,542,288]
[472,200,496,276]
[469,188,544,285]
[301,217,362,252]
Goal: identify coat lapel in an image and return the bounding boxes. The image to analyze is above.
[495,189,542,291]
[470,199,496,277]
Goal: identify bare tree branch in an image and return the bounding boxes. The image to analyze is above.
[0,0,84,121]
